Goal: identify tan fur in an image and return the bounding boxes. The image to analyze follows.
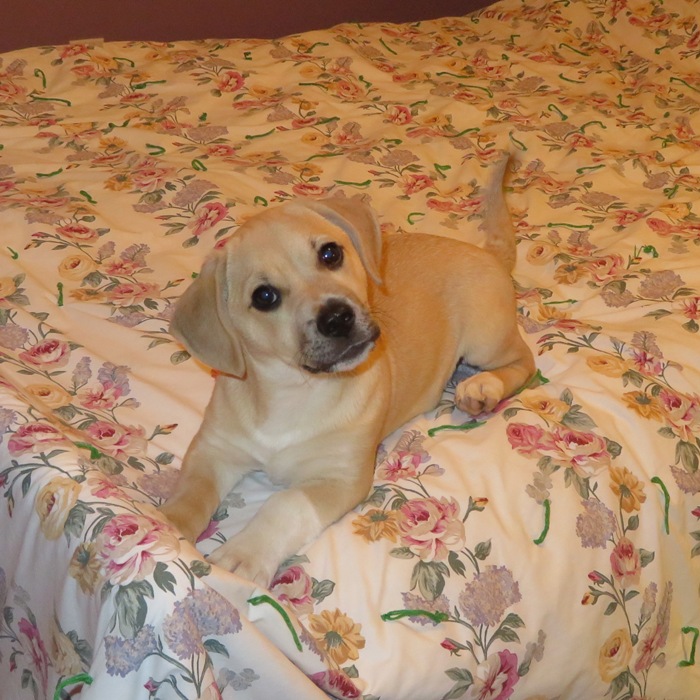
[160,157,535,586]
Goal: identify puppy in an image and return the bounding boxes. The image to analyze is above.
[160,157,535,586]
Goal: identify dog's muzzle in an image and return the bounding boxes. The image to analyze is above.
[301,298,379,373]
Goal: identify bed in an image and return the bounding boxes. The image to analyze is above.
[1,0,699,697]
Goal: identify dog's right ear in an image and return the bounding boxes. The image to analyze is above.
[170,250,246,377]
[300,198,383,285]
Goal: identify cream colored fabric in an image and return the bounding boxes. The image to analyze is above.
[1,0,699,697]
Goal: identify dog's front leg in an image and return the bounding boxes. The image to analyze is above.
[160,431,252,544]
[207,470,373,587]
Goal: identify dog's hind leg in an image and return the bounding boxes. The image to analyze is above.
[454,331,534,415]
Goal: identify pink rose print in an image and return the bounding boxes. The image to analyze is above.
[292,182,328,198]
[679,296,700,321]
[610,537,641,589]
[631,349,664,377]
[207,143,238,158]
[95,513,180,586]
[584,254,625,283]
[132,158,173,192]
[615,210,645,227]
[78,382,124,410]
[55,222,99,243]
[0,81,28,103]
[85,420,147,459]
[658,389,700,442]
[88,472,129,500]
[634,582,672,673]
[106,281,160,307]
[506,422,549,456]
[400,173,434,195]
[310,669,361,699]
[270,565,315,616]
[386,105,412,124]
[469,650,519,700]
[542,427,611,478]
[216,70,245,92]
[19,338,71,369]
[7,422,68,456]
[399,496,465,562]
[376,450,421,482]
[18,618,50,693]
[190,202,228,237]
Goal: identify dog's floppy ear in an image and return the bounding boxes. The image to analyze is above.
[170,250,246,377]
[301,198,383,284]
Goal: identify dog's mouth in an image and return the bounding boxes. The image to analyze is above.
[301,323,380,374]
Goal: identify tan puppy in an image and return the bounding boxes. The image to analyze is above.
[161,157,535,586]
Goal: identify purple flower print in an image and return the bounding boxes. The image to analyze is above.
[458,566,521,628]
[163,588,242,660]
[105,624,159,677]
[576,499,616,548]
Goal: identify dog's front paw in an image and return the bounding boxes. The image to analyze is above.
[455,372,505,415]
[208,538,277,588]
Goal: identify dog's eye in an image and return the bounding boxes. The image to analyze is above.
[318,242,344,270]
[251,284,281,311]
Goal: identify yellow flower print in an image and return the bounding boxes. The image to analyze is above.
[58,254,98,281]
[308,609,366,666]
[69,543,102,594]
[352,508,400,543]
[247,85,276,99]
[89,53,119,71]
[62,122,98,138]
[50,619,83,676]
[99,136,128,152]
[35,476,82,540]
[420,113,451,129]
[520,392,570,423]
[441,57,464,71]
[292,162,324,178]
[621,391,663,421]
[0,276,18,300]
[657,201,690,221]
[25,383,73,409]
[553,262,587,284]
[299,63,322,79]
[609,466,647,513]
[526,240,558,265]
[598,628,633,683]
[534,302,570,325]
[104,173,133,191]
[291,97,319,111]
[586,355,633,378]
[69,288,105,302]
[301,132,326,146]
[290,37,315,53]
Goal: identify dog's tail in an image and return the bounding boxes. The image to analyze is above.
[480,153,517,273]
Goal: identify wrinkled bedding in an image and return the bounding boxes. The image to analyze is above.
[1,0,699,697]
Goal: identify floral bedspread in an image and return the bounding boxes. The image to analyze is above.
[1,0,699,697]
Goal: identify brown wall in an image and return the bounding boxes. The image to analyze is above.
[2,0,494,54]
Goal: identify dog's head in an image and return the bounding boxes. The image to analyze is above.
[170,197,383,377]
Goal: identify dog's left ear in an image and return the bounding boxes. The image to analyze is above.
[301,198,383,284]
[170,249,247,377]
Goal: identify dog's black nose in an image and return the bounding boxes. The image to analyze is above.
[317,300,356,338]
